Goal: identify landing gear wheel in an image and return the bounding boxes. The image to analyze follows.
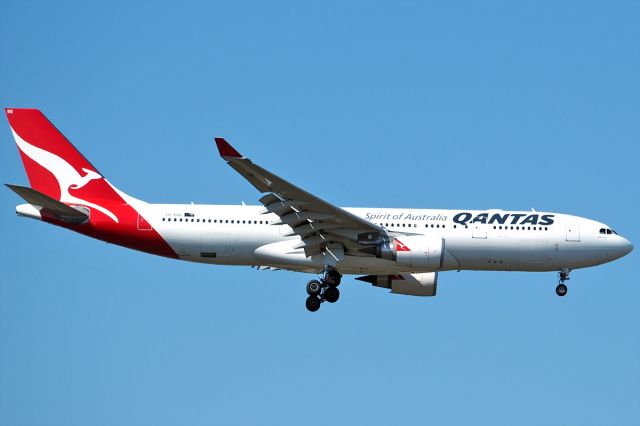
[325,270,342,287]
[305,295,321,312]
[556,283,568,297]
[306,279,322,296]
[323,287,340,303]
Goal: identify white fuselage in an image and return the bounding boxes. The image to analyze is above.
[140,204,632,275]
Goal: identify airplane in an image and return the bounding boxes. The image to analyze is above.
[4,108,633,312]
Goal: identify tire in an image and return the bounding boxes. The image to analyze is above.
[306,279,322,296]
[306,296,321,312]
[556,283,568,297]
[326,270,342,287]
[323,287,340,303]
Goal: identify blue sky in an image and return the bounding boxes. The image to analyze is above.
[1,1,639,425]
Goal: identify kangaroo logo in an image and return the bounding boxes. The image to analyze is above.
[396,240,410,252]
[11,129,119,223]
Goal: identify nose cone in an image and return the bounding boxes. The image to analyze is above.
[614,237,633,259]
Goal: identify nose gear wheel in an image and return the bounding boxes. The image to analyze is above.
[556,269,570,297]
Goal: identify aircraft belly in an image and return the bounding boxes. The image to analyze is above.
[448,238,518,269]
[446,237,561,272]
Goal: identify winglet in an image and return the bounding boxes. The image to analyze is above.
[215,137,243,158]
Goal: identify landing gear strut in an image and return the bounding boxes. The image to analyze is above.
[305,269,342,312]
[556,269,570,297]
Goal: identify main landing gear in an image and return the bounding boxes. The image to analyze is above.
[556,269,570,297]
[305,269,342,312]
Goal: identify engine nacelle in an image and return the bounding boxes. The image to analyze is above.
[357,272,438,296]
[376,235,444,270]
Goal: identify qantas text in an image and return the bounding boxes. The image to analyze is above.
[453,212,555,226]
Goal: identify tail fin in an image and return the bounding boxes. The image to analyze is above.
[5,108,178,258]
[5,108,126,223]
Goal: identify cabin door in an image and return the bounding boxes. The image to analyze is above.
[566,223,580,242]
[472,223,487,239]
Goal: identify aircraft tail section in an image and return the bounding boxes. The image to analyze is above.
[5,108,127,222]
[5,108,177,258]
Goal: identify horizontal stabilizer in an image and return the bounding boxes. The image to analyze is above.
[6,184,89,223]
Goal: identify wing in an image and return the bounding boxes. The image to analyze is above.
[215,138,387,258]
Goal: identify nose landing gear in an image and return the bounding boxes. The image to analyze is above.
[305,269,342,312]
[556,269,570,297]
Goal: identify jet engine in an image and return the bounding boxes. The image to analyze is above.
[356,272,438,296]
[365,235,445,270]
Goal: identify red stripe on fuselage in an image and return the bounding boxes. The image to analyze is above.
[42,208,178,259]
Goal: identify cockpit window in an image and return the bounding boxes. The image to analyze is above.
[600,228,616,235]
